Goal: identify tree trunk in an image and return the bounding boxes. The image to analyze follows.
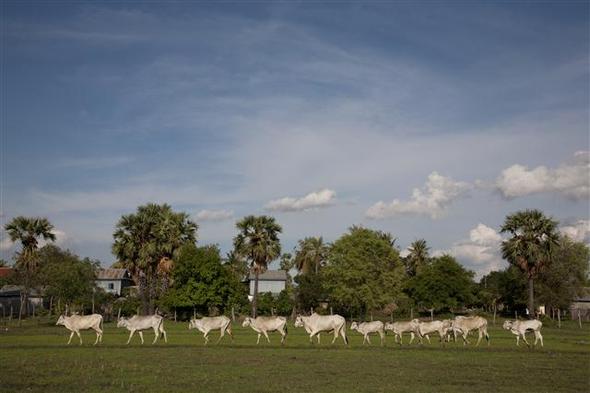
[558,308,561,328]
[493,302,497,326]
[527,277,535,319]
[252,269,259,318]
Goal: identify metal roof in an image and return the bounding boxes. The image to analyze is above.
[247,270,288,281]
[97,268,131,280]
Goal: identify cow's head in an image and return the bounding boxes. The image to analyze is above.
[56,315,66,326]
[188,319,200,330]
[242,317,252,328]
[350,321,359,331]
[384,322,394,331]
[502,320,514,330]
[116,318,129,328]
[294,315,304,328]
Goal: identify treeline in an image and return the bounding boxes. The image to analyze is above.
[2,206,588,321]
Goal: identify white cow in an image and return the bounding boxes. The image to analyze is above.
[242,316,288,344]
[56,314,103,345]
[418,320,453,344]
[350,321,385,346]
[503,319,543,347]
[452,316,489,346]
[117,315,167,344]
[295,313,348,345]
[189,316,233,344]
[384,319,420,345]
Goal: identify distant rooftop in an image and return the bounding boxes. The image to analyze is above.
[0,267,14,278]
[97,268,131,280]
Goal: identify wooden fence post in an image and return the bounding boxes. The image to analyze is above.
[410,307,413,320]
[558,309,561,328]
[578,310,582,328]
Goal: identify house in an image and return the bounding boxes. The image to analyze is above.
[570,287,590,321]
[96,268,134,296]
[0,285,44,317]
[245,270,287,298]
[0,267,14,279]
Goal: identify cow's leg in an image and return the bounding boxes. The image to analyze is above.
[516,335,520,346]
[216,328,224,344]
[138,331,144,345]
[93,329,100,345]
[366,334,372,345]
[462,332,469,346]
[309,333,314,344]
[409,332,415,345]
[331,329,338,344]
[521,333,530,347]
[152,327,159,344]
[227,324,234,341]
[161,326,167,343]
[263,331,271,344]
[279,327,286,345]
[476,329,483,346]
[256,333,261,345]
[126,330,135,344]
[204,331,210,345]
[67,331,75,345]
[536,331,543,347]
[76,331,83,345]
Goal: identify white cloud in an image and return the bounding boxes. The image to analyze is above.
[265,189,336,212]
[366,172,471,219]
[560,219,590,243]
[1,229,68,251]
[195,209,234,222]
[434,223,505,278]
[0,236,12,251]
[495,151,589,200]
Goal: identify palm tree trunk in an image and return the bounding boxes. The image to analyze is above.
[252,269,259,318]
[528,277,535,319]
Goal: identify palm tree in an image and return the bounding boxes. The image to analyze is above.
[294,236,328,275]
[112,203,197,314]
[500,209,559,318]
[233,215,282,317]
[405,239,430,277]
[4,216,56,320]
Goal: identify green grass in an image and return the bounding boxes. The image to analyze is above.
[0,317,588,393]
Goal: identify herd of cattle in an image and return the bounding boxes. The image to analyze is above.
[55,312,545,348]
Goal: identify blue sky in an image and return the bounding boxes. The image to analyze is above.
[1,1,589,277]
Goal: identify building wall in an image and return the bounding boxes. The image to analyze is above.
[249,280,285,295]
[97,280,123,295]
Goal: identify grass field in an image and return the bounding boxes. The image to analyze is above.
[0,317,588,393]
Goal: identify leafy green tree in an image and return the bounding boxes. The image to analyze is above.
[279,252,295,289]
[322,226,404,317]
[112,203,197,314]
[294,237,329,275]
[500,209,559,317]
[404,254,475,312]
[537,237,590,311]
[404,239,430,277]
[233,215,282,317]
[224,250,249,281]
[4,216,56,319]
[38,245,99,314]
[294,272,326,312]
[161,244,246,316]
[478,267,528,315]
